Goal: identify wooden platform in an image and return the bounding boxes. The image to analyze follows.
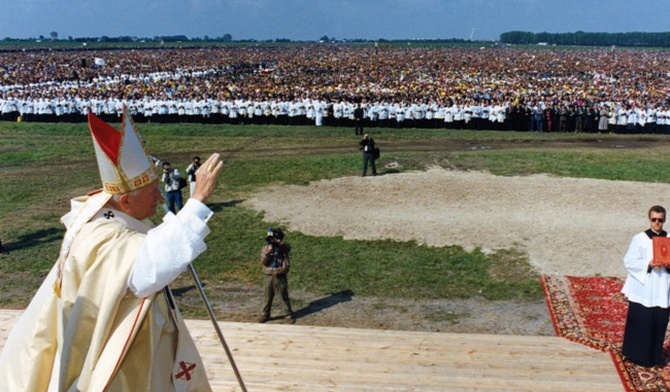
[0,309,622,391]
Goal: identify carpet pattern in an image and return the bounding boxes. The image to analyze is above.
[541,275,670,391]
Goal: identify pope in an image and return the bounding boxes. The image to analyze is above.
[0,106,223,391]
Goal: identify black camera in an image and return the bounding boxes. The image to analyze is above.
[265,227,284,244]
[265,227,276,244]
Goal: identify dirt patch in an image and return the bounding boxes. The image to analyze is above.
[175,280,553,335]
[244,168,666,277]
[229,167,670,335]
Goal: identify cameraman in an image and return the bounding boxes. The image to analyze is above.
[185,156,201,198]
[161,161,183,213]
[358,133,377,176]
[259,227,295,324]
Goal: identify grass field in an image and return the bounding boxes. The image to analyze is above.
[2,121,669,315]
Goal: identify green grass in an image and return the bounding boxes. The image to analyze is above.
[447,149,670,181]
[423,309,465,324]
[2,122,668,309]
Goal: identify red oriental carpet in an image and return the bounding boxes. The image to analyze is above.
[541,275,670,391]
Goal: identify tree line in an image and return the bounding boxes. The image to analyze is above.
[5,31,670,47]
[500,31,670,47]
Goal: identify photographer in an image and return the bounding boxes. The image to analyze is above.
[161,161,183,213]
[185,156,202,198]
[259,227,295,324]
[358,133,377,176]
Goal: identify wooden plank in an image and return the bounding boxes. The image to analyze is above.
[0,309,623,391]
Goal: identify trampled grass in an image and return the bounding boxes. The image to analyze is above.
[2,121,669,309]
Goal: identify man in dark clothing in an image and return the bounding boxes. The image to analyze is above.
[354,104,365,135]
[259,227,295,324]
[358,134,377,176]
[185,156,202,198]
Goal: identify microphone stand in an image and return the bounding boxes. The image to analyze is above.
[160,187,247,391]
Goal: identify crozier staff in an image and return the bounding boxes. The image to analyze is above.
[0,106,223,391]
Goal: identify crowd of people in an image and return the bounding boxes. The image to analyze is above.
[2,44,670,133]
[622,205,670,368]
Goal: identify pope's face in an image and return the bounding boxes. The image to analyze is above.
[126,180,163,220]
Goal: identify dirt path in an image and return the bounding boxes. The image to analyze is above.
[234,167,670,335]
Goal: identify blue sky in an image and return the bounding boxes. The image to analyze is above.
[2,0,669,41]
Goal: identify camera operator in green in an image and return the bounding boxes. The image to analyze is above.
[259,227,295,324]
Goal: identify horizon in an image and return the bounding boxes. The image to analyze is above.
[2,0,669,43]
[5,30,670,45]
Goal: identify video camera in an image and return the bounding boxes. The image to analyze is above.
[265,227,284,244]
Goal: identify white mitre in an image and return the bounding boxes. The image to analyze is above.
[88,106,158,194]
[56,106,157,295]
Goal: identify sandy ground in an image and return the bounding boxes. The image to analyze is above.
[233,168,670,335]
[244,167,670,278]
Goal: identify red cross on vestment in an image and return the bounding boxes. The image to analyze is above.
[175,361,197,381]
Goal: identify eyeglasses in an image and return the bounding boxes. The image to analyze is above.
[651,218,665,223]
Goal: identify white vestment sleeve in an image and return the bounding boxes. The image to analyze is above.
[624,233,651,284]
[129,198,214,298]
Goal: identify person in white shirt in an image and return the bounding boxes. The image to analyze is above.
[621,205,670,367]
[332,100,343,127]
[444,102,454,125]
[626,105,639,133]
[378,101,390,128]
[313,100,324,127]
[659,106,670,134]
